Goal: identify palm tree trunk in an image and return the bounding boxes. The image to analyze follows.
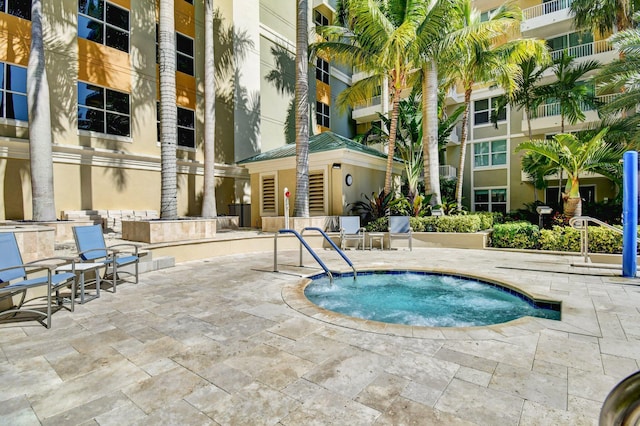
[384,88,401,195]
[455,88,472,211]
[524,105,538,202]
[159,0,178,219]
[422,61,441,206]
[201,0,217,218]
[28,0,56,221]
[294,0,309,218]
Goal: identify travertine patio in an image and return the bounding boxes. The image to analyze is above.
[1,246,639,425]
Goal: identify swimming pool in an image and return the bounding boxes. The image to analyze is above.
[304,271,561,327]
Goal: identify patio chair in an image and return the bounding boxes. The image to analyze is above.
[389,216,412,251]
[0,232,76,328]
[73,225,139,293]
[339,216,365,250]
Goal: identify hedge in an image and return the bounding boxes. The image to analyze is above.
[365,214,493,233]
[491,222,540,249]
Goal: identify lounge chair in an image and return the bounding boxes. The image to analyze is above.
[389,216,412,251]
[73,225,139,292]
[0,232,76,328]
[339,216,365,250]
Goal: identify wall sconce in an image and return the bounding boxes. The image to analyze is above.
[332,163,341,169]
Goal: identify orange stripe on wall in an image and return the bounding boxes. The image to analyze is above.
[0,14,31,66]
[155,65,196,110]
[78,38,131,92]
[109,0,130,10]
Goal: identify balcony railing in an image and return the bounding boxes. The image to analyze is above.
[550,40,614,61]
[353,95,382,110]
[439,165,456,179]
[523,0,572,20]
[535,94,618,118]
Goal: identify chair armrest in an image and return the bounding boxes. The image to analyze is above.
[108,243,139,255]
[78,247,116,261]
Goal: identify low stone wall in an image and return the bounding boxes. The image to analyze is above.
[62,210,159,233]
[0,225,55,262]
[262,216,334,233]
[122,218,217,243]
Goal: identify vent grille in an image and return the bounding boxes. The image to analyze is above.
[262,176,276,213]
[309,172,324,212]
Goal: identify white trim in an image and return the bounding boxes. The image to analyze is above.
[78,130,133,144]
[259,23,295,53]
[330,66,352,86]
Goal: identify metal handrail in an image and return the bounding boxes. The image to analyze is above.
[569,216,622,263]
[274,229,334,282]
[302,227,357,278]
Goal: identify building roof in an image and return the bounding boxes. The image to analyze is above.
[237,131,396,164]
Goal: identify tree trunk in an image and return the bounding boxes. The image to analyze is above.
[422,61,441,206]
[384,87,401,196]
[455,88,472,211]
[201,0,217,218]
[524,105,538,202]
[159,0,178,219]
[28,0,56,221]
[563,196,581,218]
[294,0,309,218]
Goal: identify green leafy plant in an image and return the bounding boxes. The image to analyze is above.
[349,191,395,225]
[491,222,540,249]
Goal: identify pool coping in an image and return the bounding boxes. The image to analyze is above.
[281,266,564,340]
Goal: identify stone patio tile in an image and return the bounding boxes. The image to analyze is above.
[375,396,474,426]
[198,362,254,394]
[0,356,63,402]
[443,338,535,369]
[489,362,568,410]
[435,378,524,426]
[303,346,387,398]
[535,331,603,372]
[202,382,300,426]
[242,302,297,323]
[568,395,603,420]
[93,398,147,426]
[126,336,190,366]
[355,371,409,412]
[30,358,149,420]
[455,366,492,387]
[601,354,639,378]
[519,400,596,426]
[568,368,620,403]
[46,345,125,381]
[122,366,208,414]
[282,378,324,402]
[281,386,379,426]
[599,338,640,359]
[266,317,324,340]
[40,392,132,426]
[385,351,459,391]
[617,313,640,339]
[267,331,350,364]
[532,359,568,379]
[0,395,40,425]
[434,347,498,373]
[401,380,443,407]
[141,399,217,425]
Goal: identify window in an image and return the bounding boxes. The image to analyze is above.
[474,188,507,213]
[474,97,505,126]
[314,10,329,26]
[309,172,325,212]
[177,107,195,148]
[176,33,194,75]
[474,139,507,168]
[316,58,330,84]
[156,102,195,149]
[0,0,30,20]
[480,8,497,22]
[316,101,330,128]
[0,62,28,121]
[261,175,276,214]
[547,31,594,59]
[78,82,130,136]
[78,0,129,53]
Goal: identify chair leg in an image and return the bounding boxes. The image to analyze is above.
[46,283,52,329]
[135,260,139,284]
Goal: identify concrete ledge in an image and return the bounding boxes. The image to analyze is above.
[262,216,334,233]
[122,219,217,243]
[0,225,55,262]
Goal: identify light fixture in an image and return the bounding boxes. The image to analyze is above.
[345,174,353,186]
[332,163,341,169]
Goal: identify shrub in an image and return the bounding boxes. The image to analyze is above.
[365,216,388,232]
[421,215,482,233]
[539,226,581,252]
[491,222,540,249]
[586,226,623,254]
[474,212,499,230]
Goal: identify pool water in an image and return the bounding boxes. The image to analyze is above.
[304,272,560,327]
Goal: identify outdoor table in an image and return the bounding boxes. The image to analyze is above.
[368,232,384,250]
[57,263,102,304]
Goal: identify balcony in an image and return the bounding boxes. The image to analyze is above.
[523,94,617,134]
[439,165,456,180]
[352,95,383,123]
[521,0,574,38]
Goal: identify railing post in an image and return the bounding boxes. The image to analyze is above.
[623,151,638,277]
[273,232,278,272]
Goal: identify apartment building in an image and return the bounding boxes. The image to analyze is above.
[0,0,351,222]
[352,0,619,214]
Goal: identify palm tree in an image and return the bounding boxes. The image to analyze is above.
[516,129,625,217]
[201,0,217,218]
[536,51,600,134]
[570,0,639,34]
[294,0,309,218]
[597,15,640,146]
[28,0,56,221]
[159,0,178,219]
[311,0,429,195]
[440,0,548,211]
